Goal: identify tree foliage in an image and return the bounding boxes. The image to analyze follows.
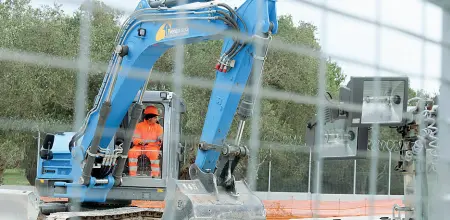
[0,0,437,194]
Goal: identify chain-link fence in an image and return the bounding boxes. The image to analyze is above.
[0,0,449,219]
[254,139,404,195]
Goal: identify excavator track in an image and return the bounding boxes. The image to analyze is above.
[39,207,164,220]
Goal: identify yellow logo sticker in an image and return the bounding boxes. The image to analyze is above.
[155,21,189,41]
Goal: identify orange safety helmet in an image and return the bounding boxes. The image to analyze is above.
[144,105,159,116]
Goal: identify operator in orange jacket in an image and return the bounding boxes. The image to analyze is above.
[128,105,164,177]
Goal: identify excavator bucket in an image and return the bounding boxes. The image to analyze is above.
[162,165,266,220]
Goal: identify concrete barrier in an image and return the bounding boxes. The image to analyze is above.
[0,189,40,220]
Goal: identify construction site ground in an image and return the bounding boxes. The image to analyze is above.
[1,183,404,220]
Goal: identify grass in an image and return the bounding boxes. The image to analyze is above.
[2,169,30,185]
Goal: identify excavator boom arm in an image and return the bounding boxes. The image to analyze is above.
[61,0,277,206]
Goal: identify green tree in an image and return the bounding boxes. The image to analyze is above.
[0,0,122,183]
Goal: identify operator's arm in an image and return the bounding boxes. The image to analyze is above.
[132,124,144,146]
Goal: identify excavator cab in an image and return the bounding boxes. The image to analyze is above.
[114,91,186,192]
[34,90,186,203]
[120,91,185,181]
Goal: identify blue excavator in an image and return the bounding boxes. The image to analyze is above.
[23,0,278,219]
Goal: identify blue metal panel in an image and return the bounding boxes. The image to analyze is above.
[37,132,75,180]
[135,0,150,10]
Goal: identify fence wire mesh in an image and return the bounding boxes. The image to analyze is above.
[0,0,449,219]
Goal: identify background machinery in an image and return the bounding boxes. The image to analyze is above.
[306,76,439,220]
[29,0,279,219]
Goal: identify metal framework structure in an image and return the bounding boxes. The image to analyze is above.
[0,0,449,219]
[428,1,450,220]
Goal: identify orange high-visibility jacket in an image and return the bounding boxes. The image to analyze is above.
[132,121,163,147]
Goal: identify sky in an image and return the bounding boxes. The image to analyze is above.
[29,0,445,95]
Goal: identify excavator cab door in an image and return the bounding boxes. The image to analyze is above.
[112,91,186,202]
